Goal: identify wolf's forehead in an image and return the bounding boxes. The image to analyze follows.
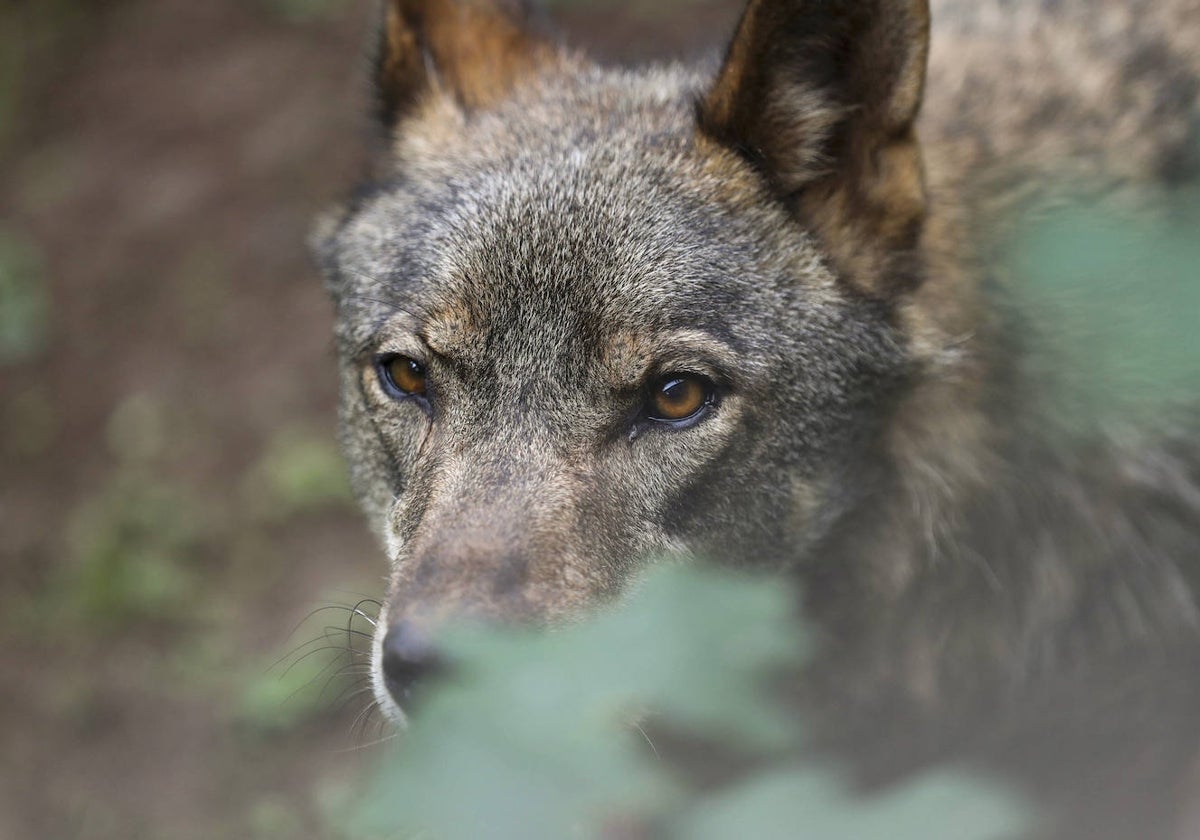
[332,144,837,378]
[347,147,759,311]
[413,190,738,373]
[334,172,758,392]
[329,64,840,358]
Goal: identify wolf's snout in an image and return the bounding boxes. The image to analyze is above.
[381,620,444,705]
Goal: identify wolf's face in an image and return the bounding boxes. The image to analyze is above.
[315,0,933,718]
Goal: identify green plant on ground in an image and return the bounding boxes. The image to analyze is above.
[241,427,355,523]
[61,469,205,626]
[346,564,1030,840]
[0,227,49,364]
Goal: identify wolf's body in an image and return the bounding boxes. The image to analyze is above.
[314,0,1200,835]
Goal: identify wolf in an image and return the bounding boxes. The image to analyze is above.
[312,0,1200,835]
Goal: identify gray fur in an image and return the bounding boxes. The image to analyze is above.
[313,1,1200,835]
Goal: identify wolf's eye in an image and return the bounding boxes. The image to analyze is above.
[647,374,713,423]
[377,355,427,398]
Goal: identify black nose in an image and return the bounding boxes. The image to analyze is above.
[381,620,444,705]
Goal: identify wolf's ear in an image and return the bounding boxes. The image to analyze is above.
[698,0,931,294]
[376,0,557,129]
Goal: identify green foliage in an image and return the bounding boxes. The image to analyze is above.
[239,653,333,732]
[0,228,50,364]
[349,565,1029,840]
[237,603,367,733]
[682,766,1028,840]
[62,471,204,625]
[249,797,313,839]
[49,394,208,627]
[242,428,355,522]
[1008,180,1200,409]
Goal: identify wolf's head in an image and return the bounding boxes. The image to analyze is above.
[313,0,947,719]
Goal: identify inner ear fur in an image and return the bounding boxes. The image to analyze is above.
[698,0,932,296]
[376,0,558,129]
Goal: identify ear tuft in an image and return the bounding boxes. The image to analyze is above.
[375,0,558,130]
[699,0,932,296]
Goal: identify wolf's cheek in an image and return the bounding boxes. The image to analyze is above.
[336,362,435,553]
[615,392,756,547]
[623,388,831,568]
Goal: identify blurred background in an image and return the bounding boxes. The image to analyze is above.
[0,1,745,837]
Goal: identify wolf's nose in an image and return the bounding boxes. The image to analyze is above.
[381,620,443,705]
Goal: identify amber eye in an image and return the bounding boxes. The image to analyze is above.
[378,355,427,398]
[647,374,713,422]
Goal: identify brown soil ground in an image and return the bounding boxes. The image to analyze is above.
[0,1,740,838]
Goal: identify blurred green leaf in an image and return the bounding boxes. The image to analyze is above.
[243,428,354,521]
[62,472,203,626]
[0,228,50,363]
[237,614,364,733]
[678,765,1028,840]
[249,797,310,839]
[349,564,1032,839]
[352,565,806,840]
[1008,184,1200,408]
